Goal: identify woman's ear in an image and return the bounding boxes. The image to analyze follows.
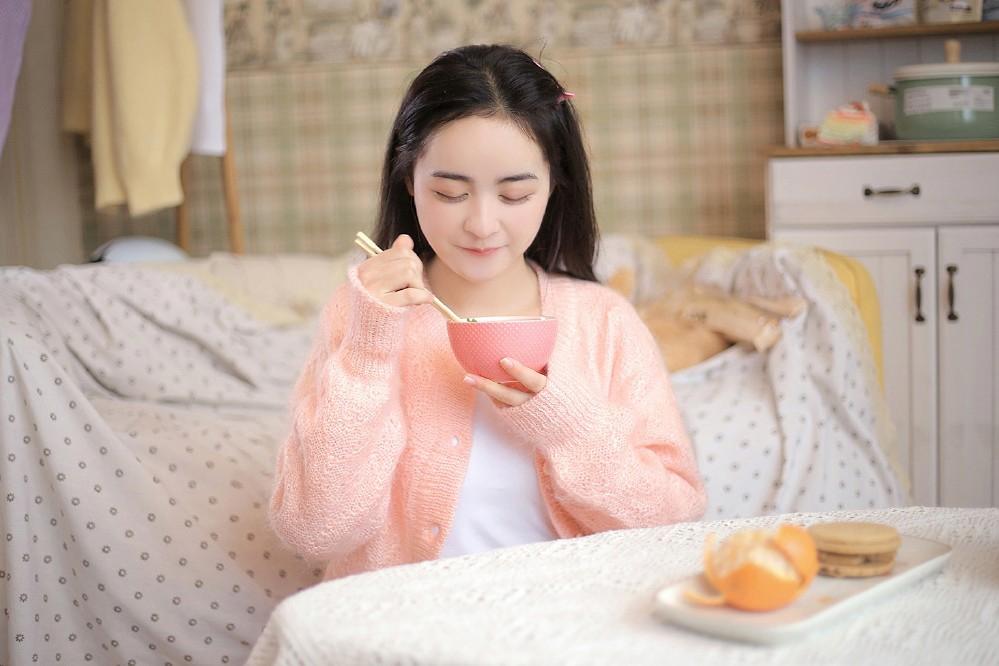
[405,176,414,196]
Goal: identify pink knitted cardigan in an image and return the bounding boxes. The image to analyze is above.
[270,264,706,580]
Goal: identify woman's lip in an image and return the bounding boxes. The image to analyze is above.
[462,246,502,256]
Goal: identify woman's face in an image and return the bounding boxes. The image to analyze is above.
[409,115,551,284]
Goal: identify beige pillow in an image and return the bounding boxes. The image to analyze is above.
[144,251,353,326]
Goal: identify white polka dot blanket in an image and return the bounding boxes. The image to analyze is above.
[667,242,908,518]
[1,263,327,665]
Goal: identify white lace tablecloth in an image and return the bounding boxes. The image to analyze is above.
[247,508,999,666]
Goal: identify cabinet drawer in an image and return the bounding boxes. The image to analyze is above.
[768,153,999,228]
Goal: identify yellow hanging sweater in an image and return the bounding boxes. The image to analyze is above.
[63,0,198,216]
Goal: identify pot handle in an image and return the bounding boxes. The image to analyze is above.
[867,83,894,96]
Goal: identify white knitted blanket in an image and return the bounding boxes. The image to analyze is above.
[247,507,999,666]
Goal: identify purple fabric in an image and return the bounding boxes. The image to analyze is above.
[0,0,32,156]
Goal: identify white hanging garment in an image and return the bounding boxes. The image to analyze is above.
[182,0,227,156]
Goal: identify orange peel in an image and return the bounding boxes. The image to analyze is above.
[689,524,818,612]
[681,586,725,606]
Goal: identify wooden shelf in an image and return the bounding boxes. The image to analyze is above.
[796,21,999,43]
[768,139,999,157]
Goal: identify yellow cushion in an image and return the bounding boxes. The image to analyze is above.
[654,235,884,385]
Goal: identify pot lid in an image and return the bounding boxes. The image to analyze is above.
[895,62,999,80]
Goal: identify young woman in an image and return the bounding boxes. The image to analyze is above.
[270,44,705,580]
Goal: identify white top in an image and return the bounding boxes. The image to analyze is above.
[438,393,557,558]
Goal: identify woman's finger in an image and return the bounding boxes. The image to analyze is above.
[391,234,413,251]
[498,357,548,393]
[380,241,425,286]
[382,287,435,307]
[463,374,533,407]
[359,267,408,298]
[363,259,423,293]
[357,234,427,305]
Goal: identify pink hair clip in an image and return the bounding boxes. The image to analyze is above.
[558,91,575,103]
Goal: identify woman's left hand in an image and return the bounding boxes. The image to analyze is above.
[463,357,547,407]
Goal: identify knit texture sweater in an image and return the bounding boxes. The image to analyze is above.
[270,264,707,580]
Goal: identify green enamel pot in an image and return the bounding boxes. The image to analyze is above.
[891,62,999,140]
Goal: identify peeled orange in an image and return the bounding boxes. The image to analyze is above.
[687,524,818,612]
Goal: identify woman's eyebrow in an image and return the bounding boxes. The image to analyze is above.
[498,173,538,183]
[431,171,538,184]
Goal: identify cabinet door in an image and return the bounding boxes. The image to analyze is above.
[938,226,999,508]
[773,228,938,506]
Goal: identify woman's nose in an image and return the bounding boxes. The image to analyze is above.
[464,198,499,238]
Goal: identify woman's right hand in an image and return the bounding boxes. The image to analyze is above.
[356,234,436,308]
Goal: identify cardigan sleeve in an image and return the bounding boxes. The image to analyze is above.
[497,288,707,536]
[269,265,412,560]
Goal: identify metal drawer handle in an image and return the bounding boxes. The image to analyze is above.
[863,184,921,198]
[946,264,958,322]
[914,267,925,323]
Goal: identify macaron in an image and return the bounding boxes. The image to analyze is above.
[807,521,901,578]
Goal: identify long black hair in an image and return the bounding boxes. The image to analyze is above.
[373,44,598,282]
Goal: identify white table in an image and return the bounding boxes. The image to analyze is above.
[247,507,999,665]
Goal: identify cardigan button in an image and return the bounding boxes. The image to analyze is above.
[428,524,441,537]
[450,436,460,447]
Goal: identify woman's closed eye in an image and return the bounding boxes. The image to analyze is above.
[434,191,468,202]
[433,191,533,204]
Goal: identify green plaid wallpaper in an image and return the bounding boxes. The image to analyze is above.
[81,0,783,257]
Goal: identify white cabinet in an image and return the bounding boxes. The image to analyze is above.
[938,226,999,507]
[769,152,999,508]
[770,3,999,507]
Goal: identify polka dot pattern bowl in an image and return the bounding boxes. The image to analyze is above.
[446,316,557,383]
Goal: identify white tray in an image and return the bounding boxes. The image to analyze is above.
[653,534,951,645]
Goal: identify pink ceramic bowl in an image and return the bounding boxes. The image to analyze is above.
[447,316,558,383]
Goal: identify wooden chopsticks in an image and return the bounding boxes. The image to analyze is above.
[353,232,470,323]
